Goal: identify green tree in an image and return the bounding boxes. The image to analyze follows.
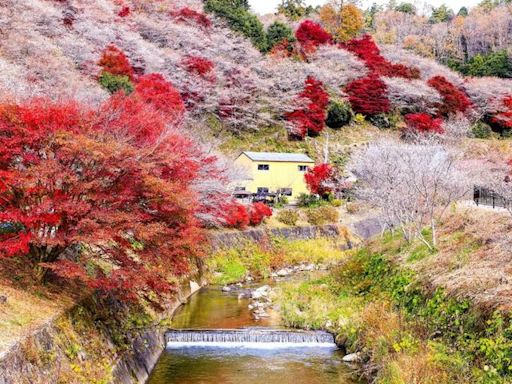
[99,72,134,95]
[457,6,468,17]
[365,3,382,29]
[205,0,268,52]
[277,0,311,20]
[429,4,454,23]
[267,21,295,50]
[395,2,416,14]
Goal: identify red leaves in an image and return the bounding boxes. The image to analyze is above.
[286,76,330,139]
[223,202,250,229]
[296,20,332,47]
[98,45,134,81]
[305,163,334,196]
[345,75,390,116]
[249,203,272,226]
[170,7,212,29]
[427,76,471,116]
[118,6,130,17]
[491,95,512,129]
[340,35,420,79]
[182,56,216,81]
[0,96,224,299]
[405,113,444,134]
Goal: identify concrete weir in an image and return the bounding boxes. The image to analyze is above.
[165,328,336,348]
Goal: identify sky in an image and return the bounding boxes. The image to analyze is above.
[249,0,481,15]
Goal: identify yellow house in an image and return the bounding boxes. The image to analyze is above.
[234,151,315,203]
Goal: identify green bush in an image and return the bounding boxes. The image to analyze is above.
[472,121,493,139]
[368,113,391,129]
[267,21,295,51]
[325,100,353,129]
[277,209,300,226]
[455,50,512,78]
[304,206,339,225]
[205,0,268,52]
[297,193,322,208]
[99,72,134,95]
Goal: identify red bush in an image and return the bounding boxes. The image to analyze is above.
[223,203,250,229]
[305,163,334,196]
[427,76,471,116]
[296,20,332,47]
[345,75,390,115]
[340,35,420,79]
[118,6,130,17]
[405,113,444,134]
[491,96,512,129]
[286,76,329,139]
[182,56,216,81]
[98,45,134,80]
[170,7,211,29]
[249,203,272,226]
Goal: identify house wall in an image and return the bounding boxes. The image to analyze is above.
[234,154,314,202]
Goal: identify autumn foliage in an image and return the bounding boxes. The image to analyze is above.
[305,163,335,196]
[286,76,330,139]
[296,20,332,47]
[182,56,216,81]
[405,113,444,134]
[427,76,472,116]
[491,96,512,129]
[249,203,273,226]
[98,44,134,81]
[170,7,212,29]
[0,90,224,299]
[118,6,130,17]
[345,75,390,116]
[340,35,420,79]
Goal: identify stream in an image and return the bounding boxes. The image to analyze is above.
[146,280,364,384]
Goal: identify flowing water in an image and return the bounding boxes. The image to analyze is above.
[146,284,364,384]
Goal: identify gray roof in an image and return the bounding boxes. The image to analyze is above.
[240,151,314,163]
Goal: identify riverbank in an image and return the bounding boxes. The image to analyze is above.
[274,208,512,384]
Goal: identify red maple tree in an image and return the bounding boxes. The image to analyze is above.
[286,76,330,139]
[0,96,223,300]
[170,7,212,29]
[98,45,135,81]
[427,76,471,116]
[182,56,216,82]
[491,96,512,130]
[304,163,335,196]
[405,113,444,134]
[345,75,390,115]
[340,35,420,79]
[249,203,272,226]
[222,202,250,229]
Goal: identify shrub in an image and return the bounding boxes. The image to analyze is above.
[98,72,134,95]
[169,7,212,29]
[471,121,493,139]
[295,20,332,47]
[277,209,300,226]
[118,6,130,17]
[297,193,322,208]
[405,113,444,134]
[305,163,335,196]
[368,114,392,129]
[345,75,390,116]
[98,45,134,81]
[181,56,216,81]
[340,35,420,79]
[205,0,268,52]
[427,76,471,116]
[450,50,512,78]
[491,96,512,131]
[325,100,353,128]
[305,206,340,225]
[223,203,250,229]
[286,76,329,139]
[249,202,272,226]
[267,21,295,51]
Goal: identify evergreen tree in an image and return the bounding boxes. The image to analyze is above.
[267,21,295,51]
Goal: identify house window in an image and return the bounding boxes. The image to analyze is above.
[298,165,309,172]
[257,187,269,194]
[258,164,270,171]
[279,188,293,196]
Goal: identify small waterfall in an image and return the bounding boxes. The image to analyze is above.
[165,329,336,348]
